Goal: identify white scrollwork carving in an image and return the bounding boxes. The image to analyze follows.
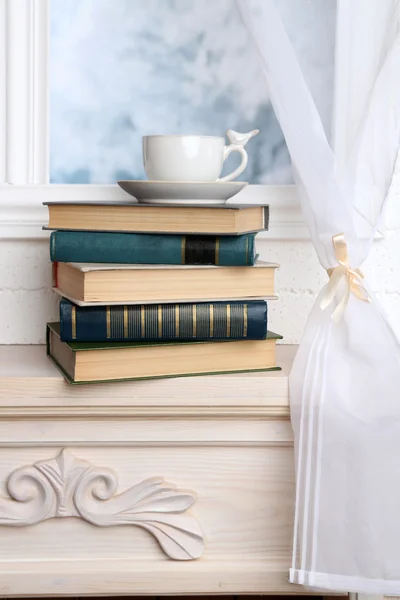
[0,449,204,560]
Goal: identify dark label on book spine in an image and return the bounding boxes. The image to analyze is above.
[183,236,218,265]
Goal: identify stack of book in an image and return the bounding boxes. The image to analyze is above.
[44,200,281,384]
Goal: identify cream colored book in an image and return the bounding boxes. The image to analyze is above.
[47,323,282,384]
[53,261,278,305]
[44,201,269,235]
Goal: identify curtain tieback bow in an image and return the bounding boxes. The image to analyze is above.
[319,233,370,322]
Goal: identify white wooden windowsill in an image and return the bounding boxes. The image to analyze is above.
[0,183,387,241]
[0,183,310,241]
[0,343,295,418]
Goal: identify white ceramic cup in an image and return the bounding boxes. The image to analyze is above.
[143,131,258,182]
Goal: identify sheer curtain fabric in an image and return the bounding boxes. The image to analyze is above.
[236,0,400,593]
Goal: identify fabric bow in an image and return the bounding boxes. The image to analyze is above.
[319,233,370,322]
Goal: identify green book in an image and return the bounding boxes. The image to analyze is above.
[47,322,282,385]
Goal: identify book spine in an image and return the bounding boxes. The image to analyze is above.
[263,205,269,230]
[50,231,256,266]
[60,298,267,342]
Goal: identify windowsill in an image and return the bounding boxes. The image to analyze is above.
[0,343,295,417]
[0,183,310,240]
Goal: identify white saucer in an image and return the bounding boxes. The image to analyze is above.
[117,180,247,205]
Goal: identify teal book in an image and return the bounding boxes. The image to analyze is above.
[59,298,268,342]
[50,231,256,266]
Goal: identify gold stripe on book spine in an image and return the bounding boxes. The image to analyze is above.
[158,305,162,338]
[123,306,128,338]
[71,306,76,340]
[106,306,111,339]
[141,305,145,338]
[175,305,180,336]
[210,304,214,337]
[226,304,231,337]
[181,237,186,264]
[215,238,220,265]
[193,305,197,337]
[244,304,248,337]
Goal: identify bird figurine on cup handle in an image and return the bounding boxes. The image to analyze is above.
[218,129,259,182]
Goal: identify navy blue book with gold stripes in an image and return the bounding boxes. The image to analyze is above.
[60,298,267,342]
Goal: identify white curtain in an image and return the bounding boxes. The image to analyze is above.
[236,0,400,593]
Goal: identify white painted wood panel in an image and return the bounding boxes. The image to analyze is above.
[0,443,301,595]
[0,418,293,446]
[0,449,205,561]
[0,558,314,596]
[0,445,295,561]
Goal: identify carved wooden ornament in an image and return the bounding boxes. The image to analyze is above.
[0,449,204,561]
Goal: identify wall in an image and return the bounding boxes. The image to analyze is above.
[1,218,399,345]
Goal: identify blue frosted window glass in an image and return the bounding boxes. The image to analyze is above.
[50,0,336,184]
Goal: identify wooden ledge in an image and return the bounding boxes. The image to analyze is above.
[0,344,295,418]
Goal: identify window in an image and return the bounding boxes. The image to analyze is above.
[49,0,336,185]
[0,0,390,240]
